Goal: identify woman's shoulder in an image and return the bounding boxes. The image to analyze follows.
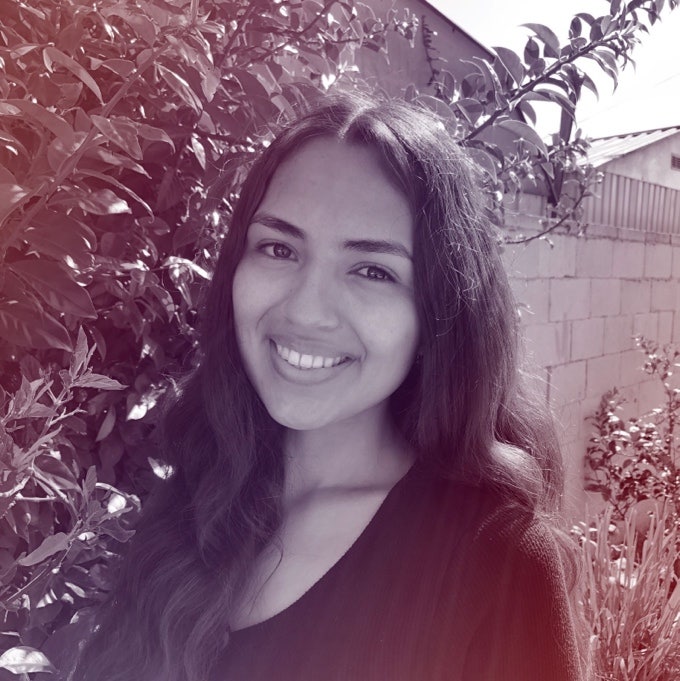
[407,468,567,576]
[415,475,584,681]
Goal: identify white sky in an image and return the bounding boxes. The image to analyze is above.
[428,0,680,139]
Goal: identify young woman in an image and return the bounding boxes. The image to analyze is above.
[75,93,585,681]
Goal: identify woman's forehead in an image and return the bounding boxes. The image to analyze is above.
[258,137,413,244]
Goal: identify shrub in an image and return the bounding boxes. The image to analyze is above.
[0,0,414,674]
[585,337,680,526]
[572,504,680,680]
[579,336,680,679]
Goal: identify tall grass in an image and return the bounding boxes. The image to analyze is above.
[575,505,680,680]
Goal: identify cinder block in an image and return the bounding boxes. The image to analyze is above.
[538,235,577,278]
[619,348,646,387]
[620,280,651,314]
[586,353,621,398]
[633,312,659,340]
[673,313,680,343]
[576,238,614,278]
[516,278,550,324]
[612,240,645,279]
[571,317,605,361]
[637,379,665,414]
[651,280,678,312]
[658,311,673,344]
[501,242,540,279]
[644,243,673,279]
[672,245,680,278]
[604,315,635,353]
[591,278,621,317]
[553,400,583,447]
[523,321,570,368]
[549,279,590,321]
[549,361,587,405]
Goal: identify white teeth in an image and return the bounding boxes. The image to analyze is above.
[274,343,346,370]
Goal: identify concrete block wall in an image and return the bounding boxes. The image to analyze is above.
[501,195,680,516]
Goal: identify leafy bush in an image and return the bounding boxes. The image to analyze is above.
[585,337,680,526]
[580,337,680,679]
[572,504,680,680]
[0,0,415,674]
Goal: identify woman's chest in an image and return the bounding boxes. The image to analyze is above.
[229,487,390,630]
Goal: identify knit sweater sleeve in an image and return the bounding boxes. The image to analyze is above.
[455,506,584,681]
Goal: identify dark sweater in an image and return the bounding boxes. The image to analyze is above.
[213,464,583,680]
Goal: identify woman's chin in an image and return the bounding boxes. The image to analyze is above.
[267,409,332,432]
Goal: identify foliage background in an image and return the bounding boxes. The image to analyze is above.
[0,0,677,677]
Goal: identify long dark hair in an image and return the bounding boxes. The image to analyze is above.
[74,92,566,681]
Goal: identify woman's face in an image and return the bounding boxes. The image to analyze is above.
[232,137,419,432]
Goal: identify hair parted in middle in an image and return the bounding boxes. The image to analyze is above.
[73,90,564,681]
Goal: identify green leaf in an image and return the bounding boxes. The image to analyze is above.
[103,6,157,45]
[70,326,90,377]
[35,454,80,493]
[157,64,202,114]
[524,88,576,117]
[46,130,89,174]
[0,183,29,225]
[492,46,525,86]
[74,373,126,390]
[517,99,537,126]
[581,71,599,98]
[26,210,97,261]
[0,301,73,351]
[91,115,143,160]
[17,532,70,566]
[99,58,136,78]
[9,259,97,319]
[523,37,540,64]
[0,129,29,161]
[74,188,131,215]
[2,100,74,140]
[0,646,55,674]
[522,23,560,58]
[496,119,548,157]
[43,46,103,103]
[96,407,116,442]
[137,123,175,151]
[77,168,152,215]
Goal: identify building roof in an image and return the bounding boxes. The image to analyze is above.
[420,0,494,59]
[587,125,680,167]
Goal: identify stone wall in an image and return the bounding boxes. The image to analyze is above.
[502,195,680,516]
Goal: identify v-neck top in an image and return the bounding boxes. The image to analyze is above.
[212,464,583,681]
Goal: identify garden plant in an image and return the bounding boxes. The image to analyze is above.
[581,336,680,679]
[1,0,678,676]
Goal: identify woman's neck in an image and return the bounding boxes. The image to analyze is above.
[282,405,415,503]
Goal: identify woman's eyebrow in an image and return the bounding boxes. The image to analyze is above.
[344,239,412,260]
[251,213,411,260]
[251,214,304,239]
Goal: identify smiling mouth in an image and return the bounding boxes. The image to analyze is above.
[273,342,349,370]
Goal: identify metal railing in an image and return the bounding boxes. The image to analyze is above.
[583,172,680,235]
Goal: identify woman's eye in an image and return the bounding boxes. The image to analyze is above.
[356,265,395,282]
[260,242,293,259]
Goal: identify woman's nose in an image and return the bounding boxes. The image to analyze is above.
[282,264,340,330]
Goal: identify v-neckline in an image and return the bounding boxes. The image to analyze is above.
[230,462,420,636]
